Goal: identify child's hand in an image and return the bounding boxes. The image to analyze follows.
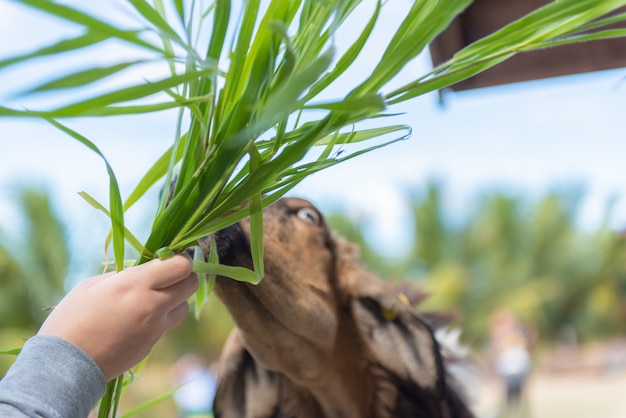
[39,254,199,381]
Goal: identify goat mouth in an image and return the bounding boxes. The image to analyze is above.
[213,222,252,267]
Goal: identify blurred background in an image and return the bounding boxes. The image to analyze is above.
[2,0,626,417]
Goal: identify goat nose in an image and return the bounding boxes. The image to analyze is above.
[184,246,197,259]
[214,223,251,265]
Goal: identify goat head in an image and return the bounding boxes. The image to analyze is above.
[202,198,473,418]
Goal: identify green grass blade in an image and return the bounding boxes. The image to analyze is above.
[207,0,231,62]
[388,54,511,103]
[154,112,189,217]
[193,245,207,319]
[0,348,21,356]
[24,61,144,94]
[15,0,160,52]
[268,20,296,89]
[206,236,218,296]
[248,148,265,282]
[314,125,410,146]
[191,237,218,319]
[48,120,125,271]
[173,0,185,25]
[353,0,471,95]
[317,129,341,160]
[302,0,381,101]
[0,106,43,117]
[120,385,181,418]
[48,69,214,117]
[193,261,261,285]
[262,132,410,202]
[98,375,124,418]
[123,135,187,211]
[175,209,252,251]
[0,31,108,68]
[527,28,626,49]
[98,382,114,418]
[128,0,186,47]
[216,0,261,120]
[111,374,124,417]
[79,192,149,258]
[253,47,334,132]
[60,98,209,117]
[304,93,385,112]
[552,11,626,39]
[153,0,179,77]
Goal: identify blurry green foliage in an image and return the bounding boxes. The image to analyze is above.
[0,186,69,328]
[0,186,73,374]
[326,181,626,345]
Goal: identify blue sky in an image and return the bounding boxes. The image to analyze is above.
[1,0,626,276]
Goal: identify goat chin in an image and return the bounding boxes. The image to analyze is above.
[202,197,475,418]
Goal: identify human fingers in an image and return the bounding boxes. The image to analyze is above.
[123,254,193,290]
[165,301,190,330]
[157,272,199,310]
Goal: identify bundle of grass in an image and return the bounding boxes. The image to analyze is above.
[2,0,626,416]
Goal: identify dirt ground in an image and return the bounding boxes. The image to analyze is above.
[473,370,626,418]
[470,337,626,418]
[121,366,626,418]
[119,367,626,418]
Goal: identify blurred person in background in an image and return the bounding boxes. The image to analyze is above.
[172,353,217,418]
[488,309,535,418]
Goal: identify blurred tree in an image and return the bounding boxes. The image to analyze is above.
[406,181,449,274]
[325,212,399,278]
[0,186,74,375]
[0,243,31,328]
[327,181,626,346]
[436,186,626,344]
[0,186,70,328]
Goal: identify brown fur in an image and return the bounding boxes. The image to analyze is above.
[205,198,474,418]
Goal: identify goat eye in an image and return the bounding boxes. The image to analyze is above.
[297,207,320,225]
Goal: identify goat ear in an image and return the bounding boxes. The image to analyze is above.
[344,268,446,395]
[332,234,444,391]
[213,330,281,418]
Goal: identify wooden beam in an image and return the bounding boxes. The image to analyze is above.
[429,0,626,91]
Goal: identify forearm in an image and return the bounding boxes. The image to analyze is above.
[0,335,106,418]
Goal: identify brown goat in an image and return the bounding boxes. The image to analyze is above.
[203,197,474,418]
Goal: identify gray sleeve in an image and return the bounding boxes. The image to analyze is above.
[0,335,106,418]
